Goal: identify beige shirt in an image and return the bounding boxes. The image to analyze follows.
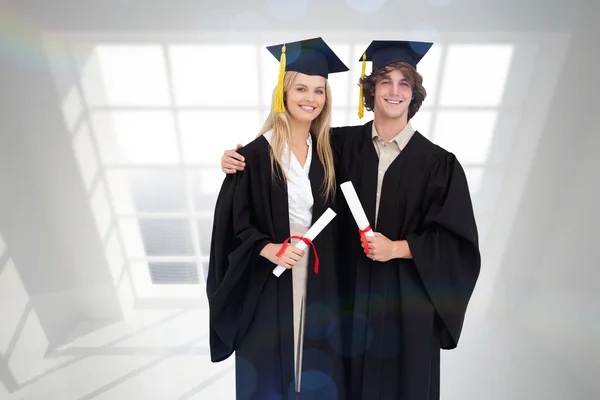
[372,121,415,224]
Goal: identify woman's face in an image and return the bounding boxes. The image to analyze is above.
[285,73,327,124]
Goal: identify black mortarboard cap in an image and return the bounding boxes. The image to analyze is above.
[266,37,349,79]
[360,40,433,71]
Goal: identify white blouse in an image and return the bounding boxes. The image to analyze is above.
[263,131,314,229]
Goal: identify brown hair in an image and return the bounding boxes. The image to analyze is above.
[359,62,427,120]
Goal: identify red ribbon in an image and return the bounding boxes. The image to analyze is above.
[276,235,319,274]
[359,225,372,254]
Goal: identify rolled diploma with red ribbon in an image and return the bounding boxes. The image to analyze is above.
[272,208,337,277]
[340,181,375,249]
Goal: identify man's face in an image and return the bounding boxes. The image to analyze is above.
[372,68,412,123]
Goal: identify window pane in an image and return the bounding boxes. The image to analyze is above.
[130,170,186,213]
[106,169,187,214]
[439,44,514,107]
[170,45,258,106]
[129,261,202,298]
[105,170,135,215]
[415,44,443,106]
[200,260,210,283]
[193,168,222,213]
[148,262,200,284]
[139,219,194,256]
[179,110,261,165]
[261,109,271,125]
[431,111,498,164]
[92,45,170,106]
[197,218,213,256]
[331,109,349,127]
[410,110,433,137]
[92,111,179,165]
[119,218,146,259]
[463,166,485,197]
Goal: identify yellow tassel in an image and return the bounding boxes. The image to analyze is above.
[358,52,366,119]
[274,44,286,113]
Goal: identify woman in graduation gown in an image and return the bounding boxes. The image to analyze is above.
[207,37,349,400]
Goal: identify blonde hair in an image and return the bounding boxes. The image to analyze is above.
[257,71,336,201]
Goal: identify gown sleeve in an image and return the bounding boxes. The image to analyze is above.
[330,128,342,160]
[405,152,481,349]
[206,158,273,362]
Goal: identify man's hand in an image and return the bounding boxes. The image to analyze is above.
[362,233,412,262]
[221,144,245,174]
[260,243,305,269]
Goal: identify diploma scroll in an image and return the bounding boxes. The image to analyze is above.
[340,181,375,237]
[272,208,337,277]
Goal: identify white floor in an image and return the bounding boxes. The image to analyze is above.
[1,301,236,400]
[1,301,597,400]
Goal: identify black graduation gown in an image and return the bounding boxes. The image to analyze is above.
[331,121,481,400]
[207,135,347,400]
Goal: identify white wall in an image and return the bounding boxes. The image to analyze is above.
[487,32,600,397]
[0,32,124,343]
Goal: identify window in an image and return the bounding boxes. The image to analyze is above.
[66,38,514,302]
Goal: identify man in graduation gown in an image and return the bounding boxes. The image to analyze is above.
[332,40,481,399]
[219,40,481,400]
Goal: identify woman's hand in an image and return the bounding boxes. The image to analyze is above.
[260,243,305,269]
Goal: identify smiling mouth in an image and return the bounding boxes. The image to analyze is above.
[300,105,316,111]
[384,99,402,105]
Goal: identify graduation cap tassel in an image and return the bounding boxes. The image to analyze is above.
[274,44,287,113]
[358,52,366,119]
